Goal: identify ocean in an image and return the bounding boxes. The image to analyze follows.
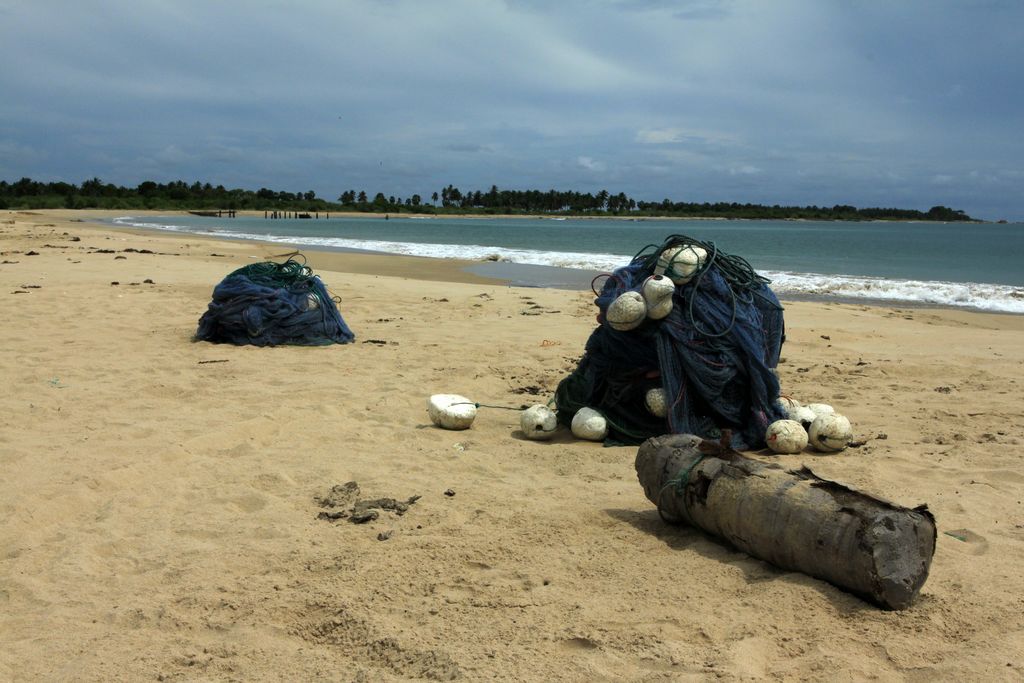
[107,214,1024,314]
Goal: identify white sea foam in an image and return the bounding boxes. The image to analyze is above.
[109,217,632,271]
[763,271,1024,314]
[278,235,631,272]
[111,216,1024,313]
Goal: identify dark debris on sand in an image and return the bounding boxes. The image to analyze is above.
[315,481,421,524]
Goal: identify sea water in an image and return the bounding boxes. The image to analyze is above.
[108,214,1024,313]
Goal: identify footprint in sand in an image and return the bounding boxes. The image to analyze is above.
[230,492,269,513]
[730,636,773,679]
[561,636,600,651]
[251,471,297,495]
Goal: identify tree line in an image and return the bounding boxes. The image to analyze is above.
[0,176,976,222]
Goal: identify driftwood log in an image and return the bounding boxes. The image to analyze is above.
[635,433,936,610]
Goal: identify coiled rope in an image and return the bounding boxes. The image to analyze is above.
[635,234,776,339]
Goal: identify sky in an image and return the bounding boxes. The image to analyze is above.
[1,0,1022,220]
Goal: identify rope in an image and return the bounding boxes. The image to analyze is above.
[590,272,621,297]
[229,255,315,288]
[449,401,523,411]
[454,399,648,441]
[656,453,708,525]
[601,412,654,442]
[608,234,780,339]
[661,236,774,339]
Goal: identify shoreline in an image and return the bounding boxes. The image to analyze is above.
[95,209,1023,314]
[7,207,1024,323]
[76,209,508,287]
[6,208,1020,338]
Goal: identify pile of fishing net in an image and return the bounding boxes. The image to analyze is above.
[195,255,355,346]
[554,234,786,449]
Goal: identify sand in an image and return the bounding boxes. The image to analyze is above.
[1,210,1023,681]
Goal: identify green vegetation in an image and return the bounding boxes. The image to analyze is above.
[0,177,333,212]
[0,177,977,222]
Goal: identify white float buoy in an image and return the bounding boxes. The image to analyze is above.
[520,404,558,440]
[645,387,668,418]
[427,394,477,430]
[606,291,647,331]
[809,413,852,452]
[778,397,814,427]
[776,396,801,414]
[790,405,817,428]
[765,419,808,454]
[805,403,835,419]
[657,244,707,285]
[571,407,608,441]
[641,275,674,320]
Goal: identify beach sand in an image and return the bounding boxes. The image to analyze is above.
[2,210,1023,681]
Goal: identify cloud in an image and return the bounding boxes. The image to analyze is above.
[636,128,684,144]
[444,143,491,153]
[576,156,606,172]
[153,145,193,164]
[0,140,48,168]
[610,0,733,20]
[635,127,739,146]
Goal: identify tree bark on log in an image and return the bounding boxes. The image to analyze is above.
[635,433,936,610]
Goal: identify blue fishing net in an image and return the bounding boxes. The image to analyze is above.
[555,235,785,449]
[195,257,355,346]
